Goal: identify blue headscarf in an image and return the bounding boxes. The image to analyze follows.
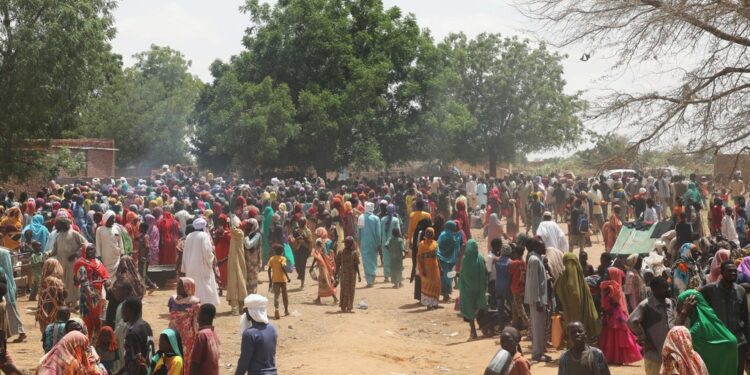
[22,214,49,251]
[437,220,463,265]
[385,204,396,232]
[0,249,17,304]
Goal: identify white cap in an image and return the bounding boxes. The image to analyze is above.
[244,294,269,324]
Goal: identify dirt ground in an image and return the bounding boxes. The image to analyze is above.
[8,222,646,374]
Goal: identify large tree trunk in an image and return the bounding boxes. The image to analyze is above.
[488,147,497,177]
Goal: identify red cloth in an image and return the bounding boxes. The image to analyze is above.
[157,212,179,265]
[599,291,643,364]
[213,227,231,288]
[710,205,724,235]
[190,326,221,375]
[509,259,525,294]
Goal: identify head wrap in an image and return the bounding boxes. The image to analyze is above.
[193,218,207,230]
[240,294,270,334]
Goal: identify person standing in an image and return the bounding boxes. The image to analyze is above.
[243,219,262,294]
[335,237,361,313]
[0,248,25,343]
[117,297,154,375]
[558,321,611,375]
[168,277,201,374]
[554,253,600,341]
[96,210,123,277]
[599,267,643,365]
[74,243,110,340]
[182,218,220,306]
[235,294,278,375]
[386,227,406,288]
[437,221,462,302]
[310,238,337,304]
[659,326,709,375]
[380,204,401,283]
[357,202,381,287]
[678,289,738,375]
[291,218,313,289]
[524,237,550,363]
[50,217,87,307]
[190,304,221,375]
[627,276,675,375]
[700,261,749,375]
[458,239,487,341]
[227,218,248,315]
[484,326,531,375]
[536,212,568,252]
[417,228,441,310]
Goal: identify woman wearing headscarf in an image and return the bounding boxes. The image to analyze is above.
[380,204,401,283]
[673,243,705,297]
[227,217,248,314]
[602,205,623,252]
[738,256,750,283]
[145,213,160,268]
[544,246,566,281]
[437,221,463,302]
[168,277,200,373]
[157,210,180,265]
[310,237,337,305]
[623,253,645,312]
[453,200,472,242]
[335,237,361,313]
[357,202,380,287]
[213,214,231,291]
[707,248,731,283]
[74,244,109,340]
[150,328,184,375]
[554,253,600,338]
[660,325,709,375]
[1,207,23,250]
[124,212,141,265]
[23,213,50,253]
[244,219,262,294]
[36,259,66,335]
[341,201,357,240]
[410,217,432,301]
[486,213,503,248]
[417,227,441,310]
[37,330,103,374]
[678,289,738,375]
[261,206,274,266]
[0,247,25,342]
[598,267,642,364]
[458,239,487,341]
[105,256,145,327]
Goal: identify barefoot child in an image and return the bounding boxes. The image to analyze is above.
[267,244,290,320]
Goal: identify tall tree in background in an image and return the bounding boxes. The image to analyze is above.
[74,45,202,169]
[520,0,750,154]
[431,33,582,176]
[0,0,119,181]
[193,0,434,175]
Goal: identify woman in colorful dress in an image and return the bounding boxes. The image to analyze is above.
[598,267,642,365]
[158,210,180,265]
[168,277,200,373]
[310,238,337,305]
[36,258,66,334]
[417,227,441,310]
[74,244,110,340]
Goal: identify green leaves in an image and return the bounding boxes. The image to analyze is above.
[0,0,118,181]
[75,45,201,169]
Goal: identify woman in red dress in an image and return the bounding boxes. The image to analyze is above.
[158,210,179,265]
[213,214,232,290]
[598,266,642,365]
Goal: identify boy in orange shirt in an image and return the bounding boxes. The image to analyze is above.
[267,244,291,320]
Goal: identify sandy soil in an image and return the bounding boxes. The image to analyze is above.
[8,222,646,374]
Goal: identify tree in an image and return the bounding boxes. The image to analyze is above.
[519,0,750,155]
[192,62,298,175]
[193,0,433,175]
[431,33,583,176]
[73,45,202,168]
[0,0,119,181]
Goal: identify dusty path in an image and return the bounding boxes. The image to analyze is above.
[9,223,645,374]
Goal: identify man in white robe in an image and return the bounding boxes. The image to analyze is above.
[182,217,220,306]
[536,211,569,252]
[95,210,122,277]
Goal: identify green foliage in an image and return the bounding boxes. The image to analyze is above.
[194,0,435,174]
[41,148,86,181]
[0,0,119,181]
[73,45,202,168]
[427,33,583,175]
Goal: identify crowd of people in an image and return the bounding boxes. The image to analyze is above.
[0,164,747,374]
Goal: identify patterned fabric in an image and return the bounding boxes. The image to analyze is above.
[36,259,65,335]
[312,247,336,298]
[660,326,708,375]
[168,277,200,375]
[336,245,360,311]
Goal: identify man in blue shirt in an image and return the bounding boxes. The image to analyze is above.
[236,294,278,375]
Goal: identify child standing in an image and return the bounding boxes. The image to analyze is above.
[508,245,528,331]
[27,240,43,301]
[42,306,70,353]
[387,228,406,288]
[267,244,290,320]
[95,326,119,372]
